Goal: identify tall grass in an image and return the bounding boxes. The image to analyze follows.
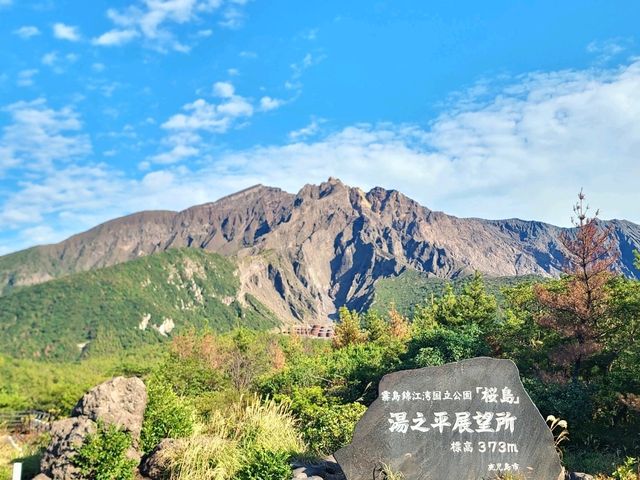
[162,395,303,480]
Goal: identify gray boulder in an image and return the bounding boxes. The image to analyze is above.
[72,376,147,444]
[31,474,52,480]
[140,438,179,479]
[38,376,148,479]
[40,417,96,479]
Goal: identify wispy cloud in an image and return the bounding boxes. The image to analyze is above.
[288,117,323,140]
[13,26,41,39]
[290,52,326,79]
[41,51,79,73]
[92,29,140,46]
[92,0,250,52]
[4,59,640,255]
[0,99,91,174]
[586,38,631,62]
[16,69,39,87]
[53,22,81,41]
[149,81,254,164]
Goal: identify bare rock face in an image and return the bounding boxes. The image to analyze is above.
[40,417,97,479]
[1,179,639,322]
[72,376,147,445]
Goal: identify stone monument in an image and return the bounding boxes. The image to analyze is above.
[335,357,564,480]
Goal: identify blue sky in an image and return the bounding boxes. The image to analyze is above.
[1,0,640,255]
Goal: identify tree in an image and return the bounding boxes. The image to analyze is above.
[333,307,367,348]
[387,304,411,340]
[534,190,618,381]
[361,310,387,341]
[411,272,497,330]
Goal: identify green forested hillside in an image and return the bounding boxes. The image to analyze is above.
[0,248,279,361]
[371,269,543,317]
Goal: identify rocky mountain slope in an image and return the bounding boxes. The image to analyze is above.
[1,178,639,323]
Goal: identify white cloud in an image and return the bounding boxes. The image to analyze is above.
[218,5,245,29]
[93,0,249,52]
[259,96,285,111]
[289,118,322,140]
[53,22,80,41]
[163,88,253,132]
[0,99,91,174]
[151,81,256,164]
[586,38,629,62]
[0,0,12,7]
[213,81,234,98]
[16,69,39,87]
[290,52,325,79]
[92,29,139,46]
[4,59,640,255]
[150,132,201,164]
[301,28,318,41]
[14,26,41,38]
[41,52,58,66]
[41,51,79,73]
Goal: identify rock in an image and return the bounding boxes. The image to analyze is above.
[72,376,147,444]
[36,376,148,479]
[32,474,52,480]
[291,459,346,480]
[335,357,564,480]
[567,474,595,480]
[40,417,97,479]
[140,438,180,479]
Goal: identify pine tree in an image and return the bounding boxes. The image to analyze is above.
[534,190,618,381]
[333,306,367,348]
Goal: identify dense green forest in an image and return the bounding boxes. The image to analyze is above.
[0,248,278,360]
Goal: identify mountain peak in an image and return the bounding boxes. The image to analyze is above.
[0,181,639,321]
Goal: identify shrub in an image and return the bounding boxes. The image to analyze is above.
[72,421,137,480]
[236,449,291,480]
[141,378,195,453]
[303,402,367,455]
[612,457,639,480]
[405,323,490,369]
[281,387,366,455]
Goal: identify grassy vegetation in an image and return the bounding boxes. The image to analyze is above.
[0,248,279,361]
[0,346,164,415]
[0,432,47,480]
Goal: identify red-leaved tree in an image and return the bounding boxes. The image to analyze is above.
[534,190,618,381]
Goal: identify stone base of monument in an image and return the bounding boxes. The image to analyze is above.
[335,357,565,480]
[291,456,346,480]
